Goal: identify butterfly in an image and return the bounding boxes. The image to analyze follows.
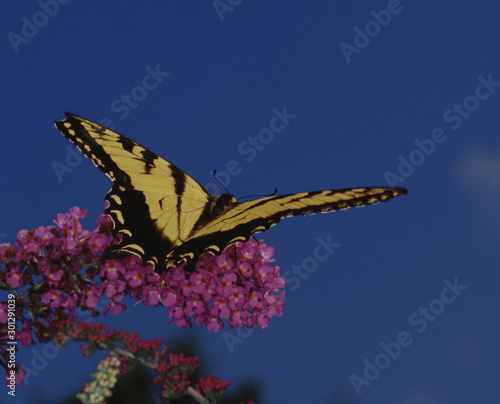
[55,113,407,273]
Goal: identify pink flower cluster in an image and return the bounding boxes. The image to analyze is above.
[0,207,285,344]
[158,240,285,331]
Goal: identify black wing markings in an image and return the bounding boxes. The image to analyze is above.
[55,112,407,273]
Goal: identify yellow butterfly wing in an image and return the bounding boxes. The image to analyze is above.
[168,187,407,267]
[55,113,214,268]
[56,113,407,273]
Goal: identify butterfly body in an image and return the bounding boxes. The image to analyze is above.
[55,113,407,273]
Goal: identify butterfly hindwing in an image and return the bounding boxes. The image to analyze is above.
[105,184,175,267]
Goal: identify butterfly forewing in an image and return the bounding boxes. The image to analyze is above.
[55,113,215,269]
[178,187,407,261]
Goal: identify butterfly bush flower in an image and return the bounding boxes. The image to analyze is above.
[0,207,285,374]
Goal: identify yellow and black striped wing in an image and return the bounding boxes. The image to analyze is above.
[168,187,407,267]
[55,113,214,268]
[55,113,407,273]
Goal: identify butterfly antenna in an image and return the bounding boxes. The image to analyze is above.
[212,169,231,194]
[238,188,278,201]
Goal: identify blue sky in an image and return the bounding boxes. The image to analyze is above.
[2,2,500,403]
